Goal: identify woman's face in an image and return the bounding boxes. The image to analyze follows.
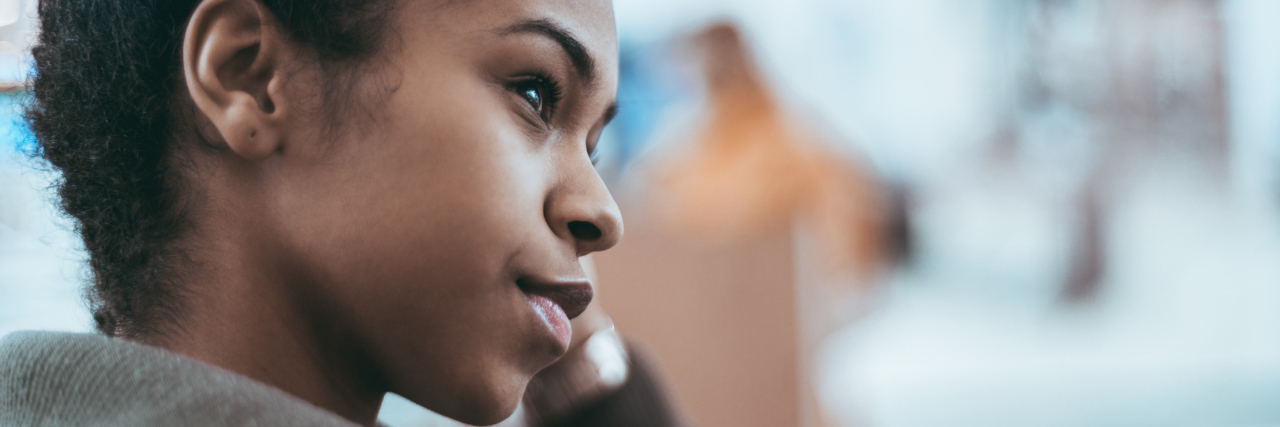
[262,0,621,423]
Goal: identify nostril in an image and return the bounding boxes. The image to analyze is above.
[568,221,602,241]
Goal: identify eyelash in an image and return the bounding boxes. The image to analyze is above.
[510,73,564,122]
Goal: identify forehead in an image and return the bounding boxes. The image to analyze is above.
[398,0,619,77]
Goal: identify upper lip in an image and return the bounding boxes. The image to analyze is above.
[517,277,594,319]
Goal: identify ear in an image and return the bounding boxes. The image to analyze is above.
[183,0,291,160]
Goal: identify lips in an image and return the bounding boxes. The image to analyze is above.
[518,278,594,349]
[517,278,594,319]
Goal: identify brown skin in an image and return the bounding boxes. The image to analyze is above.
[163,0,622,425]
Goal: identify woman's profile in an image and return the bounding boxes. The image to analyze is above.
[0,0,678,425]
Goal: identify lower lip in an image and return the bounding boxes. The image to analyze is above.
[528,294,572,350]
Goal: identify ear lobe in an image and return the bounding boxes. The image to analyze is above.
[183,0,290,160]
[224,99,280,160]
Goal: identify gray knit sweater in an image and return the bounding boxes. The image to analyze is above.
[0,331,361,427]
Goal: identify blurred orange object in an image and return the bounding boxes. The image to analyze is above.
[594,22,887,427]
[652,23,885,278]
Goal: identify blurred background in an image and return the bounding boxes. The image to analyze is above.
[4,0,1280,426]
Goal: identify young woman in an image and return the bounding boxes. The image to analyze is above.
[0,0,677,425]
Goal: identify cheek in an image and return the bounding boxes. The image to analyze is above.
[272,74,556,419]
[310,105,546,320]
[292,70,547,284]
[349,113,552,422]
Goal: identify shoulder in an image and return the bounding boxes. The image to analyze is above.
[0,331,358,427]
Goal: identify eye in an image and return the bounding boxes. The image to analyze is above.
[511,74,563,121]
[520,85,543,113]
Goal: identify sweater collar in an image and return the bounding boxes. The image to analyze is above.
[0,330,363,427]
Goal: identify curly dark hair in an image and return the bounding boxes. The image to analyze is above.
[25,0,396,339]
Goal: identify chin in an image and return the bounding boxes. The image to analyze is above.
[445,395,522,426]
[410,376,527,426]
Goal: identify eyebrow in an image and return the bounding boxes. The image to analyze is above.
[500,19,598,87]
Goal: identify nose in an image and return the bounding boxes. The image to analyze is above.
[545,164,623,256]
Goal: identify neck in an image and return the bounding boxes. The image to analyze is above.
[151,215,387,426]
